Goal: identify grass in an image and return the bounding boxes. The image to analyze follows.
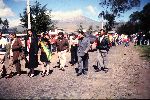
[136,45,150,61]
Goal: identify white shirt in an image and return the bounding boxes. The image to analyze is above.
[0,37,7,48]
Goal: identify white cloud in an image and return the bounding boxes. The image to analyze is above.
[51,9,83,20]
[0,0,15,17]
[86,5,96,15]
[8,18,21,27]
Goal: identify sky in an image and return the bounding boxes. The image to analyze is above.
[0,0,149,27]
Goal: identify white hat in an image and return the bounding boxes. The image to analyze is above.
[83,29,86,33]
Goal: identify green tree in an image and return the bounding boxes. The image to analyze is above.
[99,0,140,16]
[20,1,53,34]
[2,19,9,34]
[99,0,140,31]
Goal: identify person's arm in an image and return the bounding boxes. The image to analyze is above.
[84,39,91,53]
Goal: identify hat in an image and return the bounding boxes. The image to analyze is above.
[58,32,64,35]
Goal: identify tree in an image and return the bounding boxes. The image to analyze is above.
[99,0,140,16]
[99,0,140,31]
[104,12,116,31]
[2,19,9,34]
[20,1,53,34]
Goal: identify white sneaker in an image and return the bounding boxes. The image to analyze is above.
[30,74,34,77]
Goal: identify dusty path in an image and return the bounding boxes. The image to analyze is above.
[0,43,150,99]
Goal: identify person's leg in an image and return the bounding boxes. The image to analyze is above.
[29,68,34,77]
[15,60,21,75]
[83,54,88,75]
[41,62,45,75]
[95,49,103,71]
[46,62,52,75]
[60,50,66,71]
[70,46,74,64]
[74,46,78,63]
[77,56,83,76]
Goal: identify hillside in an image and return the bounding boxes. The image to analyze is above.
[53,15,101,32]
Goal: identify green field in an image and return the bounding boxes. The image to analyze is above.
[136,45,150,61]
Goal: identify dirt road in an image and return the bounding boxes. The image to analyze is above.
[0,43,150,99]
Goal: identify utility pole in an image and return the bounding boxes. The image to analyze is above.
[101,11,104,30]
[27,0,31,29]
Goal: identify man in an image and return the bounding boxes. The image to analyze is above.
[76,30,91,76]
[10,33,22,76]
[56,32,69,71]
[69,33,78,66]
[0,32,9,78]
[25,29,38,77]
[94,29,109,72]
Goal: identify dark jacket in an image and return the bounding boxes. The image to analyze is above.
[25,35,38,68]
[39,37,51,62]
[12,38,22,61]
[56,38,69,52]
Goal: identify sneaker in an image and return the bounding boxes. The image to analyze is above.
[77,73,82,76]
[17,74,21,76]
[59,68,65,71]
[29,74,34,77]
[46,73,49,76]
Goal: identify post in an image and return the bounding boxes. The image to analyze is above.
[27,0,31,29]
[101,14,103,29]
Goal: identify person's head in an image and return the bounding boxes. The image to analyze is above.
[45,33,50,39]
[9,33,16,40]
[78,31,85,38]
[99,29,106,36]
[58,32,64,39]
[28,29,32,36]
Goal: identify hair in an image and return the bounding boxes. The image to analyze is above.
[58,32,64,37]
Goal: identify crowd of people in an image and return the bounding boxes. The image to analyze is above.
[0,29,136,78]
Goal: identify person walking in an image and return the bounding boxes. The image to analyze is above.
[69,33,78,66]
[39,33,52,77]
[10,33,22,76]
[94,29,109,72]
[25,29,38,77]
[56,32,69,71]
[76,30,92,76]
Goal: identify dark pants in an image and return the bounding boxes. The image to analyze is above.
[70,45,78,64]
[14,60,21,75]
[78,53,89,74]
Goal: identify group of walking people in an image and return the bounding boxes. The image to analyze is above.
[0,28,110,78]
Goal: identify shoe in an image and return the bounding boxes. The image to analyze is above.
[71,64,74,66]
[77,73,82,76]
[5,74,13,79]
[59,68,65,71]
[82,71,87,75]
[95,69,100,72]
[41,71,45,76]
[29,74,34,77]
[17,74,21,76]
[61,68,65,71]
[46,73,49,76]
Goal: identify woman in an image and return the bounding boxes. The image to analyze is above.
[25,29,38,77]
[39,33,52,77]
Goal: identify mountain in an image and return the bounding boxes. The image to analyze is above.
[53,15,102,32]
[12,16,102,32]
